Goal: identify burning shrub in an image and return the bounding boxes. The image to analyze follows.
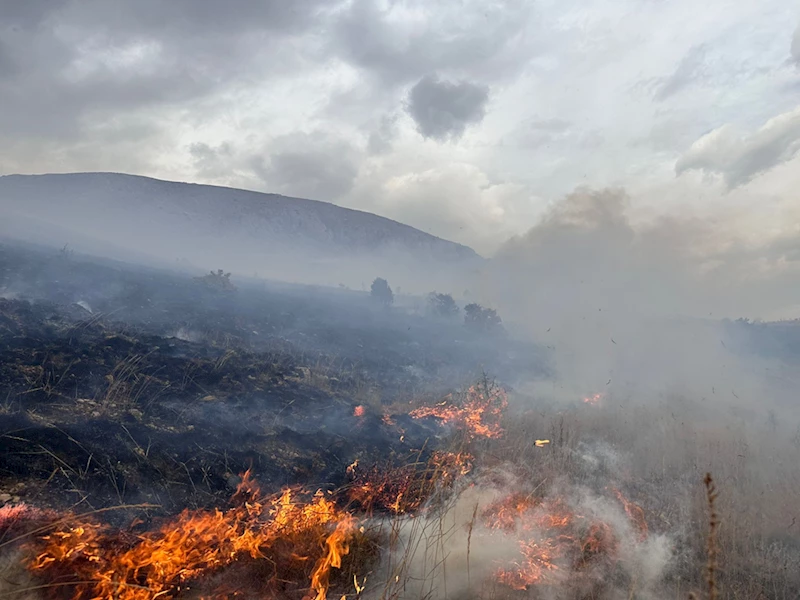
[369,277,393,306]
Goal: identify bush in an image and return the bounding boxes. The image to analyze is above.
[194,269,236,292]
[427,292,459,318]
[464,303,503,332]
[370,277,394,306]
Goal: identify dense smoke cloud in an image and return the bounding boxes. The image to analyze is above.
[490,186,800,323]
[475,186,800,412]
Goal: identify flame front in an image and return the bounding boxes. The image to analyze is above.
[28,472,356,600]
[310,515,356,600]
[410,384,508,439]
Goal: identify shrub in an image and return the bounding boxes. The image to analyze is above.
[464,303,502,332]
[195,269,237,292]
[427,292,459,318]
[370,278,394,306]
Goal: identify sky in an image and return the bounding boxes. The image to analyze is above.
[1,0,799,262]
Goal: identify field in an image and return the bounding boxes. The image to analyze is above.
[1,241,799,600]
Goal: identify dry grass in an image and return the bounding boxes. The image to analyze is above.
[3,379,799,600]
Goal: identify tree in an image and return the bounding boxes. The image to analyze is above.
[194,269,236,292]
[370,277,394,306]
[427,292,459,318]
[464,303,502,332]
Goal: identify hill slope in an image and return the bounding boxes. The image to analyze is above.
[0,172,481,289]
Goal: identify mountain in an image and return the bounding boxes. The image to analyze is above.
[0,173,482,290]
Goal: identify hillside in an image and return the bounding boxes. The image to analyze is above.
[0,172,482,289]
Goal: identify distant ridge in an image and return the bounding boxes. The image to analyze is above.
[0,172,482,289]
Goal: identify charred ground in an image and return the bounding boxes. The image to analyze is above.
[0,241,546,520]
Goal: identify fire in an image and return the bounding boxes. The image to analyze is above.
[353,405,365,418]
[410,383,508,439]
[310,515,357,600]
[27,471,358,600]
[482,491,639,590]
[611,487,649,541]
[583,392,604,405]
[429,450,474,481]
[347,451,473,515]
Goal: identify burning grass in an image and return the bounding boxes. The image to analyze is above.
[21,472,362,600]
[409,377,508,440]
[4,372,800,600]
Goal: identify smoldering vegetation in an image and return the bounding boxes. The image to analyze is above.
[1,181,800,600]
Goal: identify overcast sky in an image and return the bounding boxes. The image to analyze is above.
[1,0,799,258]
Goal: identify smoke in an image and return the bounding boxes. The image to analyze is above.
[472,186,800,418]
[489,186,798,322]
[372,461,676,600]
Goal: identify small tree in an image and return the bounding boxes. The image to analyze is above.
[370,277,394,306]
[194,269,237,292]
[427,292,459,318]
[464,303,502,332]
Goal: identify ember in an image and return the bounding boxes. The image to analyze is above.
[583,392,604,406]
[346,450,472,515]
[481,491,635,590]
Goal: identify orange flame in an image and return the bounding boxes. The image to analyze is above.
[27,471,357,600]
[611,488,649,541]
[353,405,366,418]
[310,515,357,600]
[483,491,629,590]
[410,384,508,439]
[347,451,472,515]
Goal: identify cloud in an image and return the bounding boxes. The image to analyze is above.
[367,114,399,155]
[654,45,708,101]
[345,162,533,254]
[252,132,360,201]
[792,24,800,65]
[189,142,236,180]
[675,105,800,187]
[0,0,334,142]
[406,75,489,141]
[330,0,534,85]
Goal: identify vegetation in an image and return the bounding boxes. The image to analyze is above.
[194,269,236,291]
[427,292,459,318]
[464,302,503,332]
[370,277,394,306]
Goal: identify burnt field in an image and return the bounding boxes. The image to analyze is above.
[0,242,548,516]
[1,241,800,600]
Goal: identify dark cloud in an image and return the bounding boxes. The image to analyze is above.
[654,45,708,101]
[0,0,70,29]
[406,75,489,141]
[0,0,335,141]
[330,0,534,85]
[676,106,800,188]
[252,132,359,201]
